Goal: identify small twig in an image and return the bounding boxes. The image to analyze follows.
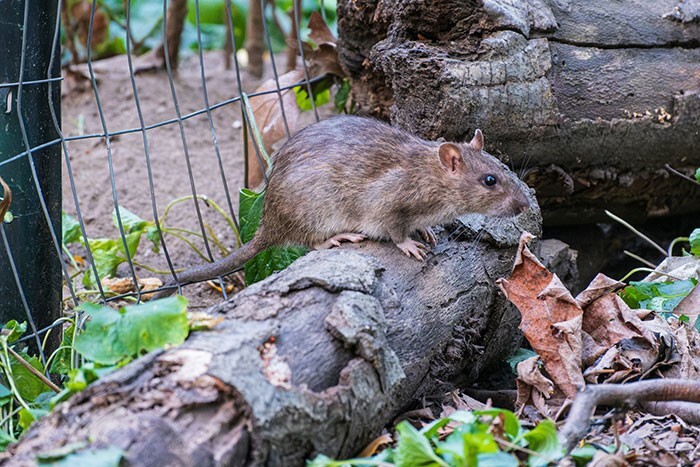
[664,164,699,186]
[7,347,61,393]
[495,436,558,463]
[559,379,700,453]
[623,250,657,269]
[605,210,667,257]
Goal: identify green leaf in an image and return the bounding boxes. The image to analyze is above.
[690,228,700,256]
[62,212,81,245]
[2,320,27,343]
[477,452,520,467]
[244,246,307,285]
[238,189,307,285]
[474,409,522,441]
[0,383,12,406]
[74,296,189,365]
[83,232,142,288]
[293,78,333,111]
[523,419,562,467]
[570,444,601,467]
[334,78,351,113]
[394,421,448,467]
[3,211,13,223]
[37,445,124,467]
[0,429,17,452]
[620,279,696,312]
[10,352,49,401]
[695,168,700,183]
[49,324,75,376]
[114,206,160,252]
[506,348,538,373]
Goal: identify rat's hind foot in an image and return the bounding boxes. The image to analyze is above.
[418,227,437,247]
[395,238,429,260]
[314,233,367,250]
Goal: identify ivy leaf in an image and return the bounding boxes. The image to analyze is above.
[334,78,351,113]
[394,421,448,467]
[114,206,160,252]
[238,188,307,285]
[74,296,189,365]
[477,452,520,467]
[37,445,124,467]
[2,320,27,344]
[10,352,49,402]
[62,211,81,245]
[293,78,332,111]
[523,419,562,467]
[49,324,76,376]
[689,228,700,256]
[0,429,17,451]
[506,348,538,373]
[82,232,142,288]
[695,168,700,184]
[474,409,522,441]
[620,279,697,312]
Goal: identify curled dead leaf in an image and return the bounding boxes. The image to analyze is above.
[188,312,224,331]
[101,277,135,294]
[497,233,584,399]
[138,277,163,301]
[357,433,393,458]
[0,176,12,222]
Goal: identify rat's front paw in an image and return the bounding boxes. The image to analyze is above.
[395,238,429,260]
[418,227,437,247]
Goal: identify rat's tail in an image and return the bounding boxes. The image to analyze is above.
[154,233,266,299]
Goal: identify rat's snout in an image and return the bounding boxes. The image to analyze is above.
[512,198,531,216]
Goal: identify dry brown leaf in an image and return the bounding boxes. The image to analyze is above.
[575,273,625,308]
[308,11,336,47]
[515,355,559,418]
[101,277,135,294]
[497,232,584,399]
[245,69,304,188]
[188,311,224,331]
[357,433,393,458]
[674,281,700,327]
[0,176,12,222]
[138,277,163,301]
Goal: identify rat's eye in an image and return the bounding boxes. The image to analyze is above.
[483,174,497,187]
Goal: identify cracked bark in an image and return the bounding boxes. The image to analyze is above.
[337,0,700,226]
[2,207,541,466]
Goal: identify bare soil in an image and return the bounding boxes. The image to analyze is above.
[62,52,292,309]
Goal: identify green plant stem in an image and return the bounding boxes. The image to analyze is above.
[0,406,21,430]
[131,260,185,275]
[495,436,557,463]
[668,237,689,256]
[6,347,60,393]
[161,195,241,247]
[664,164,699,186]
[605,210,667,257]
[163,231,209,261]
[204,225,231,256]
[619,267,685,283]
[62,244,80,270]
[43,345,72,378]
[241,92,271,168]
[0,345,32,412]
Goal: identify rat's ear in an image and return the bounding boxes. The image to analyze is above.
[468,129,484,151]
[439,143,462,173]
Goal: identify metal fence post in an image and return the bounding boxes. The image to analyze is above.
[0,0,62,341]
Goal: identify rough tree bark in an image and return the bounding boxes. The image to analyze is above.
[2,205,541,466]
[156,0,187,69]
[337,0,700,225]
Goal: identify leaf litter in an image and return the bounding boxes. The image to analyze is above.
[497,231,700,465]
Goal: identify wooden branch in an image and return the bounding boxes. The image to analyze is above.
[1,209,541,466]
[559,379,700,452]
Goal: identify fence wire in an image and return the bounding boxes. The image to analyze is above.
[0,0,328,352]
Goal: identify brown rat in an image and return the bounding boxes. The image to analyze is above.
[156,115,530,297]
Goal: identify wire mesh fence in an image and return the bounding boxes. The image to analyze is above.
[0,0,336,357]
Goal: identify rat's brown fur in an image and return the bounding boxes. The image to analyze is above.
[156,115,530,297]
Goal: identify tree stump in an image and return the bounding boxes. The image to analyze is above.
[337,0,700,225]
[2,204,541,466]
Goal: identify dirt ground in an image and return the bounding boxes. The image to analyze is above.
[62,51,304,309]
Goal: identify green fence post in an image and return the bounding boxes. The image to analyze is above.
[0,0,62,347]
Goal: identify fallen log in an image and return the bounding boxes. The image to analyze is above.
[2,206,540,466]
[337,0,700,225]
